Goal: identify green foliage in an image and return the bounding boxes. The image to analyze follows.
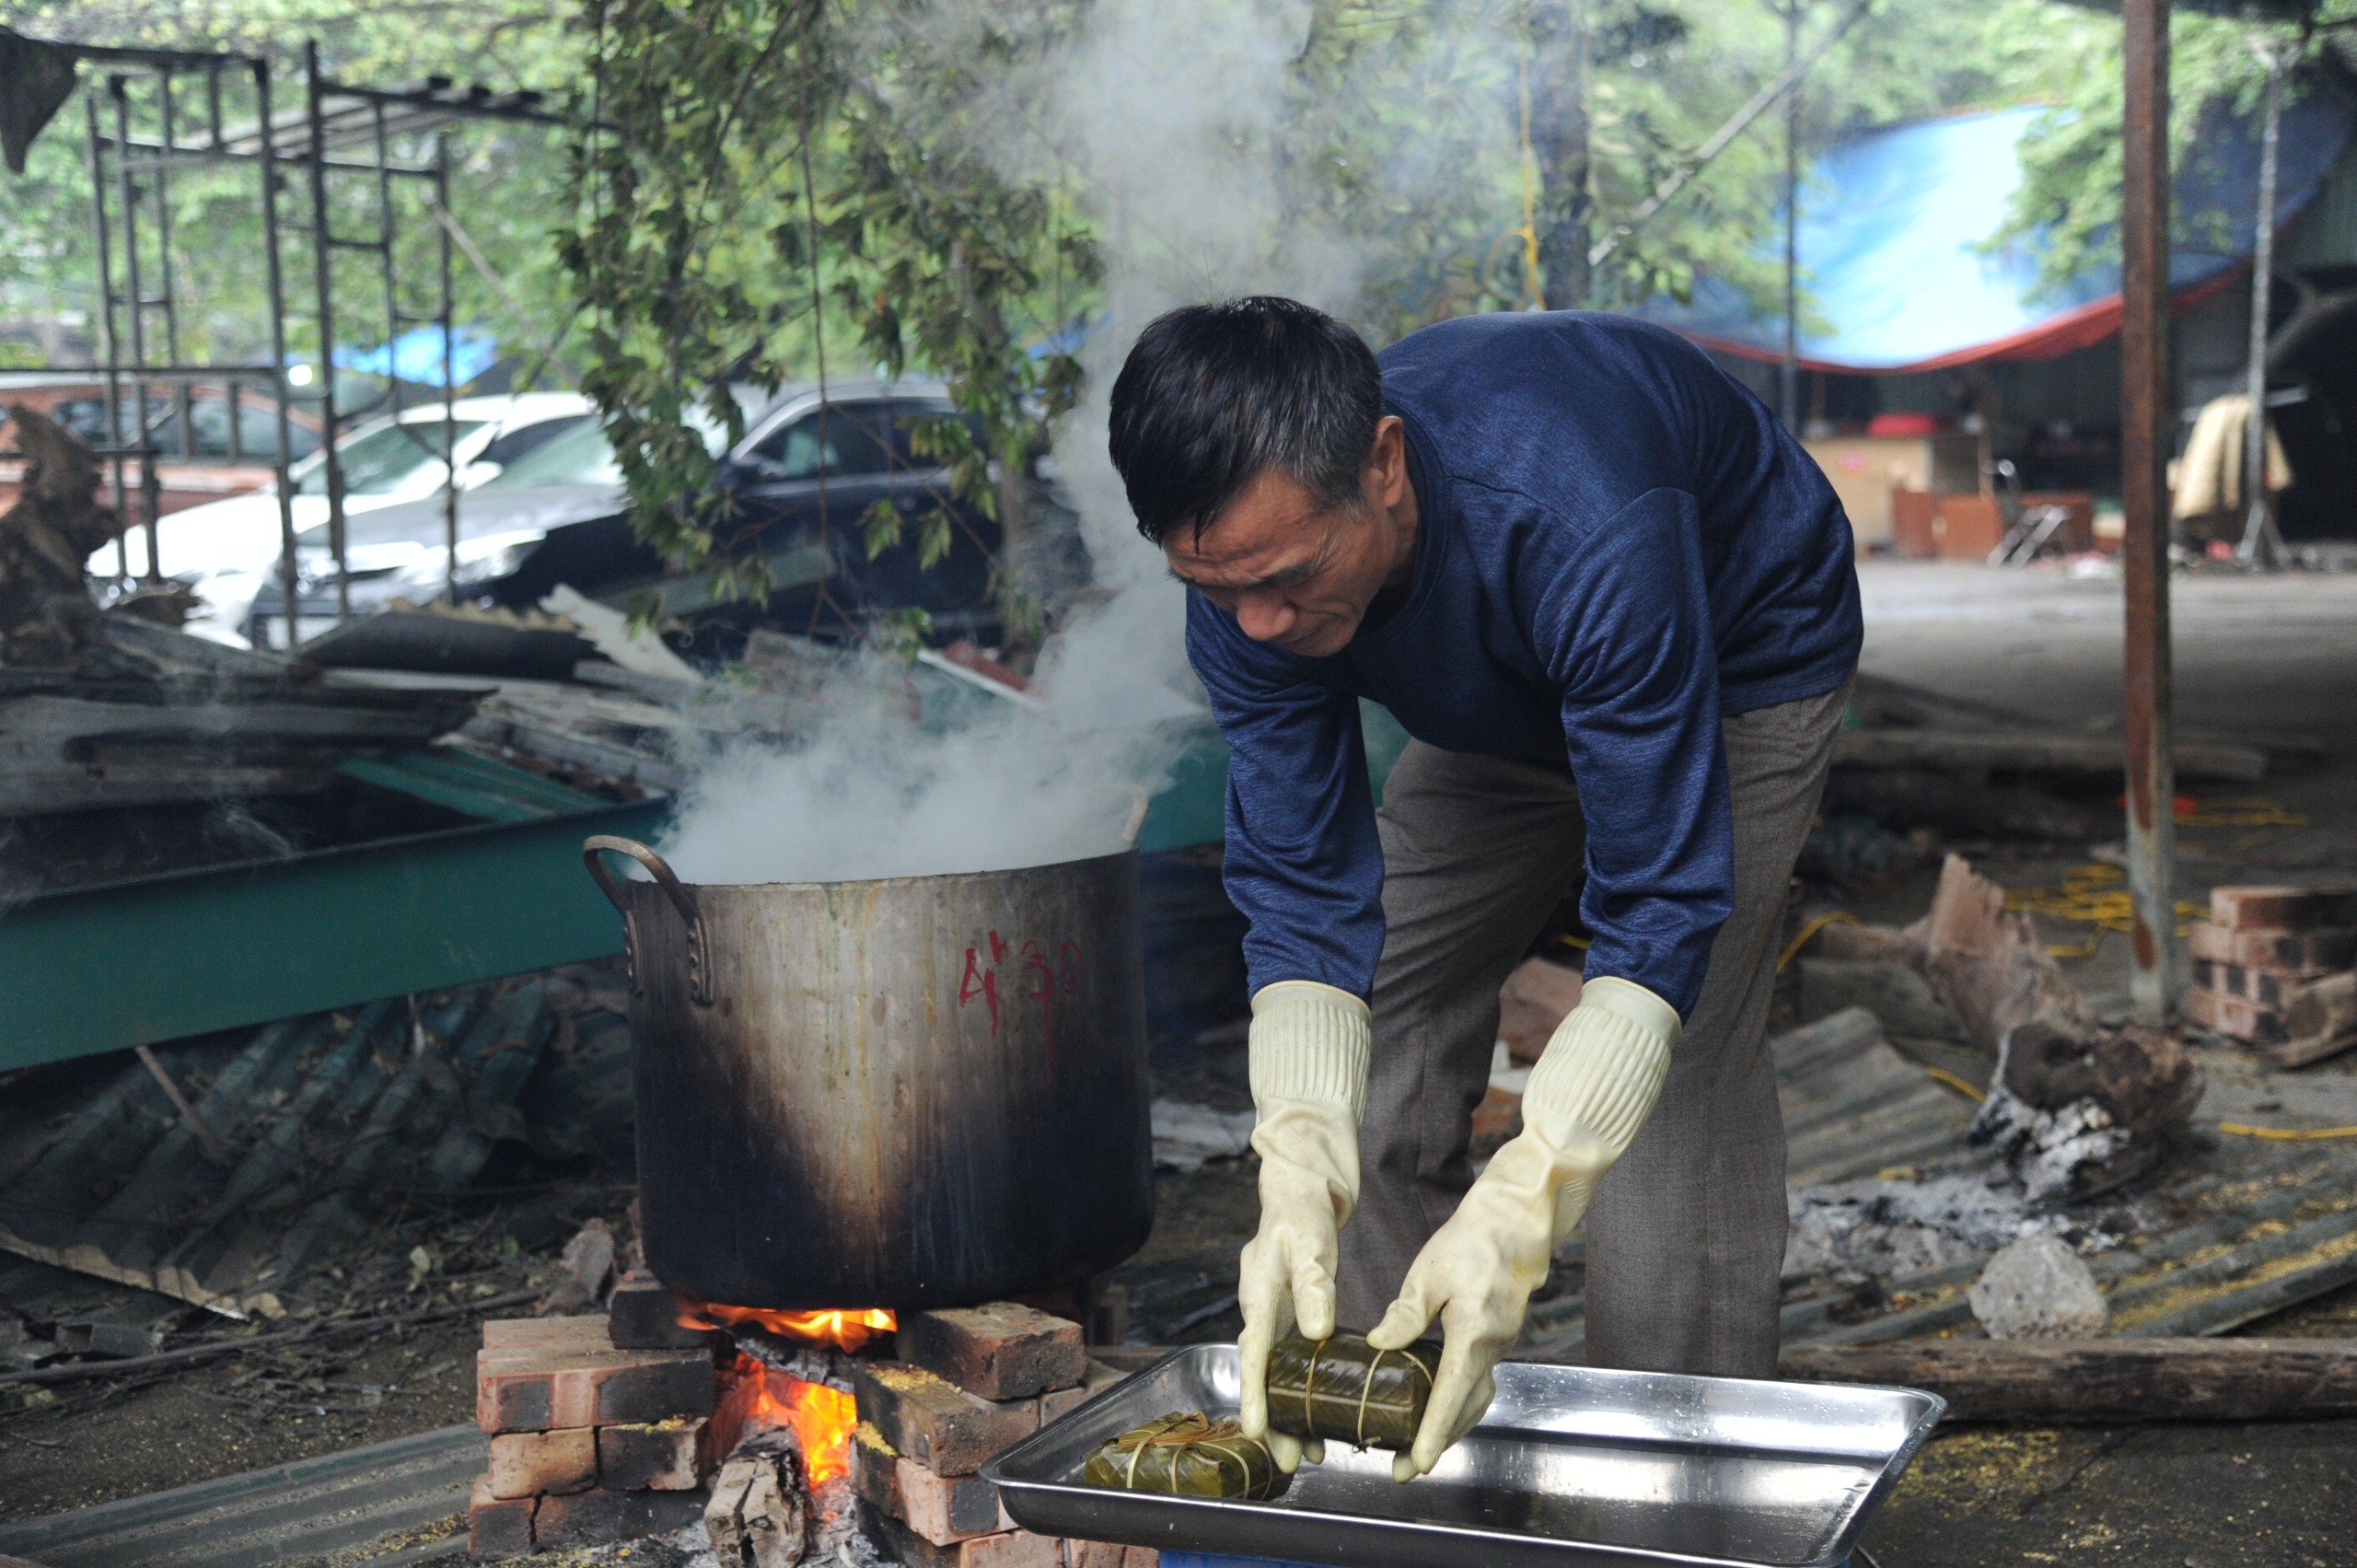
[562,0,1089,629]
[0,0,585,380]
[1992,2,2357,290]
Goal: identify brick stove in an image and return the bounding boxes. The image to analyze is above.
[470,1275,1151,1566]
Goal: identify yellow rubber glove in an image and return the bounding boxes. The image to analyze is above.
[1235,980,1370,1474]
[1366,976,1678,1481]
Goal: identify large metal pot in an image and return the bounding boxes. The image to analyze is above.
[584,835,1154,1310]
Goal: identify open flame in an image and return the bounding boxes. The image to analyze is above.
[727,1354,860,1484]
[681,1301,898,1353]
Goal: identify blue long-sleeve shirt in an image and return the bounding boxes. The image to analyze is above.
[1188,312,1861,1016]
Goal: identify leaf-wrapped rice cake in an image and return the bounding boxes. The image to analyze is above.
[1264,1332,1441,1452]
[1081,1411,1292,1500]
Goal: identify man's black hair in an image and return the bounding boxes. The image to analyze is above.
[1107,296,1384,545]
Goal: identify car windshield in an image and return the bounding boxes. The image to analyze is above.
[296,419,487,496]
[485,418,623,489]
[484,408,732,490]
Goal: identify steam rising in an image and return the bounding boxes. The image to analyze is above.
[657,0,1358,887]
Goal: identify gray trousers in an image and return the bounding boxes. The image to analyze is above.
[1332,678,1852,1377]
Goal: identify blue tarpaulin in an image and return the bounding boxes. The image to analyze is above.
[332,323,500,387]
[1636,83,2357,373]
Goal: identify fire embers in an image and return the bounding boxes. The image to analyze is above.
[686,1300,900,1356]
[467,1271,893,1562]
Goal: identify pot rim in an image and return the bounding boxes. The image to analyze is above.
[624,840,1140,895]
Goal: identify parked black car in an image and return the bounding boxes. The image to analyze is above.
[244,380,1055,651]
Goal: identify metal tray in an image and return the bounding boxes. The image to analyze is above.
[983,1345,1943,1568]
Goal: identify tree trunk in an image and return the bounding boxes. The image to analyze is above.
[1527,0,1593,309]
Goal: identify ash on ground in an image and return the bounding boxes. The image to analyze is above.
[1782,1163,2120,1285]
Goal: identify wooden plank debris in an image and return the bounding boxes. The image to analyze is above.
[1780,1338,2357,1423]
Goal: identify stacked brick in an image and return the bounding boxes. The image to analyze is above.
[470,1273,731,1559]
[850,1302,1149,1568]
[2184,885,2357,1067]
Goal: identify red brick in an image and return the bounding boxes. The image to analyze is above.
[485,1426,597,1499]
[598,1417,712,1491]
[1498,955,1582,1064]
[899,1304,1086,1401]
[2182,985,2285,1044]
[2210,885,2357,933]
[608,1271,726,1352]
[2187,921,2357,973]
[2190,959,2314,1007]
[868,1508,1062,1568]
[482,1314,610,1352]
[533,1485,708,1550]
[1068,1544,1158,1568]
[1039,1361,1128,1426]
[853,1425,1012,1544]
[476,1344,715,1434]
[850,1362,1038,1477]
[468,1473,536,1560]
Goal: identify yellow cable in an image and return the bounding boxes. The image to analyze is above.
[1922,1065,1988,1103]
[2003,863,2205,958]
[1556,933,1591,953]
[2216,1122,2357,1142]
[1777,910,1859,973]
[2177,795,2308,830]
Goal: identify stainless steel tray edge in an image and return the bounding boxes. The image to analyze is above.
[981,1344,1945,1568]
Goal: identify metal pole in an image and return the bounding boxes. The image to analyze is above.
[371,100,403,440]
[1781,0,1801,431]
[304,41,351,621]
[2120,0,2177,1025]
[2237,42,2287,567]
[436,137,459,600]
[110,76,162,585]
[254,58,305,651]
[157,73,192,488]
[83,94,131,582]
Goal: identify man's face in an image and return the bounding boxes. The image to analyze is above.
[1163,418,1414,659]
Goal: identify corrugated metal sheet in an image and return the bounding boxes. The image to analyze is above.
[0,980,552,1318]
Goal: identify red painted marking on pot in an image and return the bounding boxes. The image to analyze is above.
[958,946,1001,1035]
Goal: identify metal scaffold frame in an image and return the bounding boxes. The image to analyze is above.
[42,34,560,646]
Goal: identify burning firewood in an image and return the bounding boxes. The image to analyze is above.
[706,1428,811,1568]
[1818,854,2202,1201]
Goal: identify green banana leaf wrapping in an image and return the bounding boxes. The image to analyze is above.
[1081,1411,1292,1501]
[1264,1332,1442,1452]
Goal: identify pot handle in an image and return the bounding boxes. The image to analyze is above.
[583,835,714,1007]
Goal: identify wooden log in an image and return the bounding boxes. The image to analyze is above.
[1831,726,2266,783]
[1779,1338,2357,1423]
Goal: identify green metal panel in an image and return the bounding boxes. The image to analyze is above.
[0,796,665,1072]
[335,748,610,822]
[1133,704,1411,856]
[2,710,1409,1068]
